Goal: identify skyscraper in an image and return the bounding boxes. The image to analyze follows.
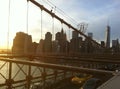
[105,25,110,48]
[55,29,67,53]
[44,32,52,52]
[12,32,32,54]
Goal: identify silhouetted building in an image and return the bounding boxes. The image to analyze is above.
[101,41,105,47]
[84,38,94,53]
[24,35,32,54]
[70,30,83,53]
[55,29,68,53]
[55,29,67,41]
[36,39,44,54]
[12,32,32,54]
[44,32,52,53]
[70,37,83,53]
[105,25,110,48]
[52,40,60,53]
[56,32,61,41]
[31,42,38,54]
[112,39,119,53]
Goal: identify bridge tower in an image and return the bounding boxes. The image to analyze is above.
[77,22,88,34]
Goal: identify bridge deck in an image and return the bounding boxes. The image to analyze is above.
[97,72,120,89]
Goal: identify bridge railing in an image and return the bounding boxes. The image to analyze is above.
[0,58,113,89]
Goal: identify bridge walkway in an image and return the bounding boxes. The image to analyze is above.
[97,71,120,89]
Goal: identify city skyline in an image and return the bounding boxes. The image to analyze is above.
[12,30,99,54]
[0,0,120,49]
[12,29,120,54]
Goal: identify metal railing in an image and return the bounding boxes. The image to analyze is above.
[0,58,113,89]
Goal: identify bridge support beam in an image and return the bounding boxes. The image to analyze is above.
[6,62,13,89]
[26,65,32,89]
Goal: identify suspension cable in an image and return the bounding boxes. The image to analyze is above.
[7,0,11,53]
[46,0,78,26]
[41,0,78,27]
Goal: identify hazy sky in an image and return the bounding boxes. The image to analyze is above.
[50,0,120,40]
[0,0,120,49]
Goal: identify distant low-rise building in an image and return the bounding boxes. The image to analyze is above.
[101,41,105,47]
[112,39,119,53]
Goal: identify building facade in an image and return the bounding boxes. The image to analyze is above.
[12,32,32,54]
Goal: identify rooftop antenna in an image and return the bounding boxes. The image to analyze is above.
[107,18,109,26]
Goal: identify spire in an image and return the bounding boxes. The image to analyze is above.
[107,18,110,28]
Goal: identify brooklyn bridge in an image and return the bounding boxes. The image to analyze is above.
[0,0,120,89]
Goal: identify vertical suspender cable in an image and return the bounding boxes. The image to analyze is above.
[61,22,63,31]
[51,17,54,53]
[41,9,43,39]
[26,0,29,34]
[69,27,70,42]
[7,0,11,54]
[52,17,54,41]
[6,0,11,82]
[24,0,29,54]
[68,27,70,54]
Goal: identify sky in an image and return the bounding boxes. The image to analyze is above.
[0,0,120,49]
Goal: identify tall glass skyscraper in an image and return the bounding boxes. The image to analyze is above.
[105,25,110,48]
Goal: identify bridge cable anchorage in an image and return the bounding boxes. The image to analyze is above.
[29,0,103,48]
